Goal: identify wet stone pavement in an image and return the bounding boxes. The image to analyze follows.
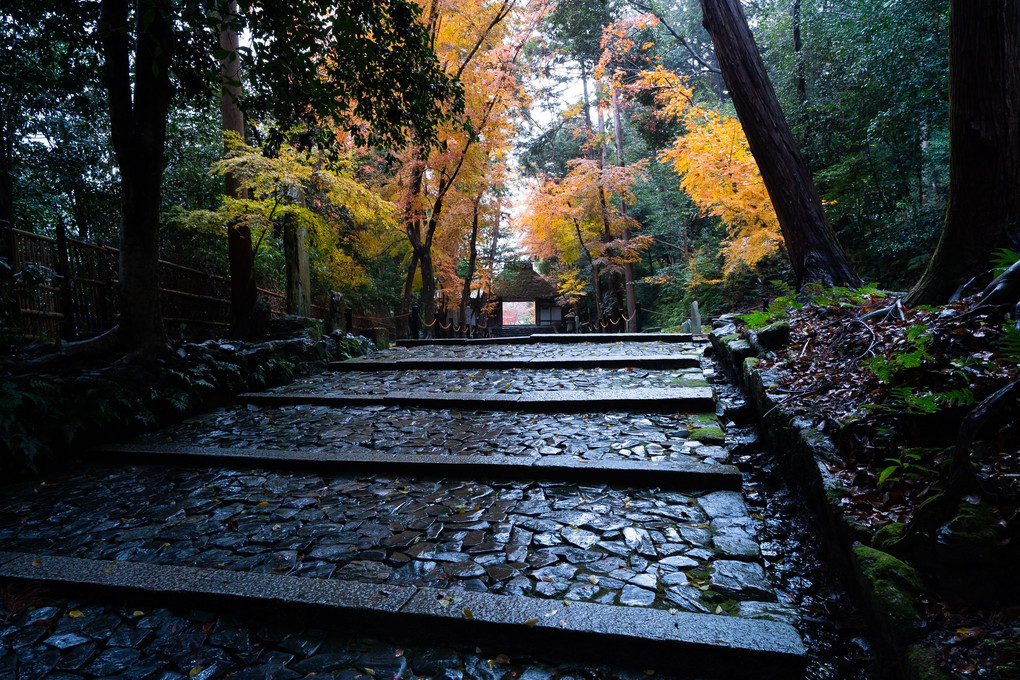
[265,367,707,396]
[0,592,723,680]
[369,342,698,360]
[139,406,730,465]
[0,336,811,678]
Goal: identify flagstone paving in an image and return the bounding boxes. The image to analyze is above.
[0,335,815,678]
[265,367,708,396]
[139,405,730,465]
[377,341,702,360]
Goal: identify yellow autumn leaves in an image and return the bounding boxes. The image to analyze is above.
[639,66,783,277]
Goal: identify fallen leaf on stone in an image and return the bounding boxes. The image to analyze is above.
[394,649,404,657]
[494,654,511,665]
[588,575,600,585]
[132,611,144,617]
[188,667,203,678]
[954,627,982,642]
[524,618,539,627]
[463,608,474,619]
[67,610,83,618]
[31,559,41,566]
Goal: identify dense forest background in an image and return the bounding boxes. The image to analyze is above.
[1,0,953,337]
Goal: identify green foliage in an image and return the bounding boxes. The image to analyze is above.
[998,325,1020,364]
[990,248,1020,277]
[865,325,932,383]
[877,447,942,485]
[803,283,885,307]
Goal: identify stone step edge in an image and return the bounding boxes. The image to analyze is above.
[397,332,704,347]
[329,354,703,371]
[93,443,743,491]
[0,552,805,677]
[237,387,716,413]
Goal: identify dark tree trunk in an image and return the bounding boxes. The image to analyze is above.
[1,111,14,263]
[699,0,860,288]
[612,93,638,332]
[284,216,310,316]
[219,0,258,338]
[101,0,174,352]
[905,0,1020,306]
[460,196,481,327]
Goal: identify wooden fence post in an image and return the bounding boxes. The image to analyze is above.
[54,222,77,340]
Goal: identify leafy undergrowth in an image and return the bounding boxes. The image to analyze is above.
[743,290,1020,678]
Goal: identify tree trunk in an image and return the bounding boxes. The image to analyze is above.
[102,0,174,353]
[699,0,860,288]
[612,93,638,332]
[218,0,258,338]
[460,196,482,327]
[284,215,310,316]
[905,0,1020,306]
[419,248,436,327]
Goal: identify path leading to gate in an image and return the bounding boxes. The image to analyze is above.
[0,333,806,679]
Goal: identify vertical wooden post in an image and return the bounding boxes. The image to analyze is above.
[410,305,421,339]
[55,222,77,340]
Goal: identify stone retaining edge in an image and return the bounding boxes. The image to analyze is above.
[91,443,743,491]
[709,322,923,680]
[0,552,806,678]
[397,333,701,347]
[236,387,717,414]
[329,355,703,371]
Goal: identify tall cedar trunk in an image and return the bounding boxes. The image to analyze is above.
[612,93,638,331]
[699,0,860,288]
[102,0,174,352]
[284,216,311,316]
[219,1,258,338]
[460,197,481,327]
[905,1,1020,306]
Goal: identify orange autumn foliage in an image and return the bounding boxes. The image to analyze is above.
[636,67,785,276]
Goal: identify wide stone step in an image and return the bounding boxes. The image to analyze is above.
[0,552,806,678]
[237,387,716,413]
[93,443,743,491]
[397,332,700,347]
[329,354,702,371]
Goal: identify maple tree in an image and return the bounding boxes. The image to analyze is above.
[386,0,548,333]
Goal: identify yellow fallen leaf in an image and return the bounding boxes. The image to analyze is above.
[132,611,145,617]
[67,610,83,618]
[463,608,474,619]
[188,667,203,678]
[524,618,539,628]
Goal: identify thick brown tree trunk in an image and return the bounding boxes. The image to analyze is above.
[905,0,1020,306]
[699,0,860,288]
[284,216,310,316]
[102,0,174,353]
[218,0,258,338]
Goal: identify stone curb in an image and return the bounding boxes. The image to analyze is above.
[91,443,743,491]
[329,354,703,371]
[237,387,717,413]
[397,333,702,347]
[709,323,921,680]
[0,552,806,677]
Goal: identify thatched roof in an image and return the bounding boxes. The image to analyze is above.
[492,260,558,301]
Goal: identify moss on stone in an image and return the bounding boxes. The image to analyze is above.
[873,522,907,552]
[721,333,740,343]
[943,503,998,548]
[690,426,725,443]
[743,356,760,371]
[907,644,952,680]
[681,378,709,387]
[853,544,924,626]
